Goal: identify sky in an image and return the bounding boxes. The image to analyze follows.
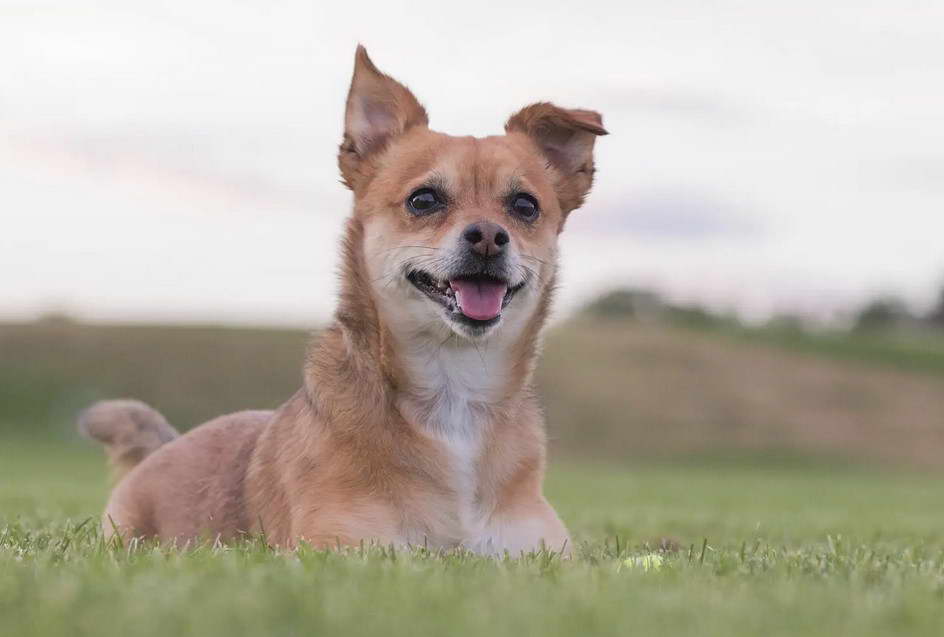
[3,0,943,327]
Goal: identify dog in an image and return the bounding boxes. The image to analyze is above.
[80,46,606,555]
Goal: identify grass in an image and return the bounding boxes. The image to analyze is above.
[713,322,944,377]
[4,318,944,635]
[3,437,944,637]
[5,319,944,467]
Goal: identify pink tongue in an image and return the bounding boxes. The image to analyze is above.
[449,279,508,321]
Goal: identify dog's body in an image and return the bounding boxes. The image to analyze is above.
[82,47,606,554]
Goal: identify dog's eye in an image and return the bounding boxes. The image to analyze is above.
[406,188,445,216]
[509,193,540,221]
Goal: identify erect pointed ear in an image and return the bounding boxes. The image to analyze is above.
[505,103,608,215]
[339,45,428,190]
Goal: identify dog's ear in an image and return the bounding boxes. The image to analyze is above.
[506,103,607,216]
[339,45,428,190]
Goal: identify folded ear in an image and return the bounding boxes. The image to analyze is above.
[339,45,428,190]
[505,103,607,215]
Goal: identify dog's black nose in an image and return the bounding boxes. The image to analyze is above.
[462,221,509,258]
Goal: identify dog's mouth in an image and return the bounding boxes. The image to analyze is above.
[406,270,525,327]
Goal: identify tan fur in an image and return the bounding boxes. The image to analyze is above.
[79,400,179,482]
[84,46,606,554]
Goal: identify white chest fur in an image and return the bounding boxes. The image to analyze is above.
[396,338,507,543]
[382,333,562,556]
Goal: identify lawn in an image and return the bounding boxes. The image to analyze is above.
[3,437,943,637]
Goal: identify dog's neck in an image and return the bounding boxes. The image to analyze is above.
[305,218,549,439]
[389,326,517,440]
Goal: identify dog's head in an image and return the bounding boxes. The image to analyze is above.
[340,46,606,342]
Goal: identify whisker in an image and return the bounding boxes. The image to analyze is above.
[370,269,402,284]
[370,253,449,286]
[517,263,549,286]
[471,338,487,373]
[378,245,442,254]
[520,253,549,266]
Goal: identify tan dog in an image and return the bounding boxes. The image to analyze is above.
[80,46,606,554]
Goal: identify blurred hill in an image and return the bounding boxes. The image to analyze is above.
[0,320,308,436]
[2,311,943,468]
[542,318,944,467]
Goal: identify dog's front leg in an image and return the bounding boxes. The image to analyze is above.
[471,499,571,557]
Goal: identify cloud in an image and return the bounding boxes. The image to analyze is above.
[599,88,751,127]
[573,189,764,240]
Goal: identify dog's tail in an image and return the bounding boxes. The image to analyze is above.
[78,399,179,482]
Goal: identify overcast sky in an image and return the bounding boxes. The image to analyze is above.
[3,0,943,326]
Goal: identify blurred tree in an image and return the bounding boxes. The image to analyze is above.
[663,304,723,329]
[854,296,911,331]
[583,289,663,321]
[766,314,806,334]
[35,311,77,326]
[928,285,944,328]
